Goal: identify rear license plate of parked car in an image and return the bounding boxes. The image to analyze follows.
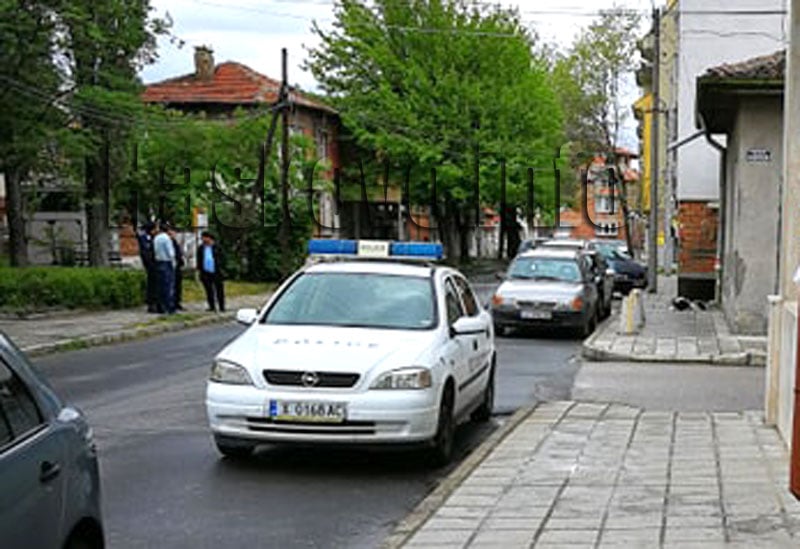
[269,400,347,423]
[521,310,552,320]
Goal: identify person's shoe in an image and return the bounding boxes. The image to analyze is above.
[206,307,215,312]
[175,305,184,311]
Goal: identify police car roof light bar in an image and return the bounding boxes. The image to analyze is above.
[307,239,444,262]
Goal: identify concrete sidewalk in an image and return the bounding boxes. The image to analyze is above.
[394,401,798,549]
[0,293,271,355]
[583,277,767,366]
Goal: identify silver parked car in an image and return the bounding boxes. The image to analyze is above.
[0,332,103,549]
[491,249,600,338]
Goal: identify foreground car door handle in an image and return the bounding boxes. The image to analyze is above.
[39,461,61,483]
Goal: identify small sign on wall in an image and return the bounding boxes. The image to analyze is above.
[746,149,772,163]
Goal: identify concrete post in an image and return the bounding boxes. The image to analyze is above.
[783,1,800,303]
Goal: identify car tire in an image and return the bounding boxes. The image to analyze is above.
[214,435,255,459]
[471,361,495,423]
[429,385,455,467]
[494,322,507,338]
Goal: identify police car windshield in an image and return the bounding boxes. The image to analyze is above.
[264,272,436,330]
[508,257,581,283]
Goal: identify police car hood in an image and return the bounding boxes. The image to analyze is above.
[220,324,438,373]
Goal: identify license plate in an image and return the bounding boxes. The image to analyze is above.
[521,310,552,320]
[269,400,347,423]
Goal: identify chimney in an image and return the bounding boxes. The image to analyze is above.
[194,46,215,81]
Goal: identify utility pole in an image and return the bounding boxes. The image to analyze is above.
[279,48,291,277]
[648,8,660,293]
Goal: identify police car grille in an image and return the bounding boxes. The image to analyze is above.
[246,417,376,435]
[263,370,360,388]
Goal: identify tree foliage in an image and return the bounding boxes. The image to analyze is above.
[553,8,642,155]
[306,0,564,259]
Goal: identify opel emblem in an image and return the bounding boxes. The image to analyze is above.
[301,371,319,387]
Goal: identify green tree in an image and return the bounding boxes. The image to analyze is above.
[553,8,642,155]
[58,0,168,266]
[307,0,563,260]
[0,0,64,266]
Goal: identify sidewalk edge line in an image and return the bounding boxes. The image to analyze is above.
[380,402,539,549]
[21,313,236,357]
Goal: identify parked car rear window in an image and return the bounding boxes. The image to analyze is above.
[508,257,582,283]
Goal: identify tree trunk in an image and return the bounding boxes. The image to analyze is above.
[85,155,110,267]
[5,168,28,266]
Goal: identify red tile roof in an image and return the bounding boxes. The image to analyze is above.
[142,61,336,114]
[703,50,785,81]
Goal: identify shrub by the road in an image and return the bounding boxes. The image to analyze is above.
[0,267,145,312]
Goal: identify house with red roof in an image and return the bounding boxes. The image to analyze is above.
[140,46,341,241]
[558,151,643,254]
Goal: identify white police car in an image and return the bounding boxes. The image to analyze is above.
[205,240,495,464]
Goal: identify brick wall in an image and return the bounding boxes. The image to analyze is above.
[559,172,628,242]
[677,201,718,274]
[119,223,139,257]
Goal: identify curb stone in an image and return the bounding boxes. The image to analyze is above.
[380,402,538,549]
[21,312,237,357]
[581,341,764,367]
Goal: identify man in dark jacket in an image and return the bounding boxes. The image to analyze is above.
[196,231,225,312]
[137,222,160,313]
[167,226,185,311]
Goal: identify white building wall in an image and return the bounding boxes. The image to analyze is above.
[677,0,787,201]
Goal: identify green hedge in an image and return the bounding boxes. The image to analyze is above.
[0,267,146,311]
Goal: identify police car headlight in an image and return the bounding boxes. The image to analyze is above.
[210,359,254,385]
[371,367,432,390]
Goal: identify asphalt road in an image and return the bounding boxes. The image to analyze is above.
[34,313,583,549]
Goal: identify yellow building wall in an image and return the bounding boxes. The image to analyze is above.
[634,93,653,212]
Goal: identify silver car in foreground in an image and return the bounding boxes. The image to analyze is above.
[0,332,103,549]
[491,249,600,338]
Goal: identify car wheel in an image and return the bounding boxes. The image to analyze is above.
[429,385,455,467]
[471,361,495,423]
[494,322,507,337]
[214,435,255,459]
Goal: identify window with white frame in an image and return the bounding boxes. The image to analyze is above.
[595,194,617,214]
[316,129,329,162]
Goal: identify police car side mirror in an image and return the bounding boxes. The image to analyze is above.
[495,271,506,281]
[236,308,258,325]
[450,316,485,337]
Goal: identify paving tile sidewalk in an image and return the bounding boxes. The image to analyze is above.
[398,401,799,549]
[583,277,767,366]
[0,292,272,355]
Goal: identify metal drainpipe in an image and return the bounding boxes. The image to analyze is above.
[700,116,726,305]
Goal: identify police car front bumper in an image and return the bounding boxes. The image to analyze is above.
[206,382,440,445]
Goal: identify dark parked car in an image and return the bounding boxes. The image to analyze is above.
[596,246,648,294]
[492,249,600,338]
[0,332,103,549]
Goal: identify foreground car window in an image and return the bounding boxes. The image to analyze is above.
[0,361,42,442]
[265,273,435,330]
[509,258,582,283]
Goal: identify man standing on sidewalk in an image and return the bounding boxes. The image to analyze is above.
[196,231,225,312]
[137,222,160,313]
[153,222,176,315]
[168,226,185,311]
